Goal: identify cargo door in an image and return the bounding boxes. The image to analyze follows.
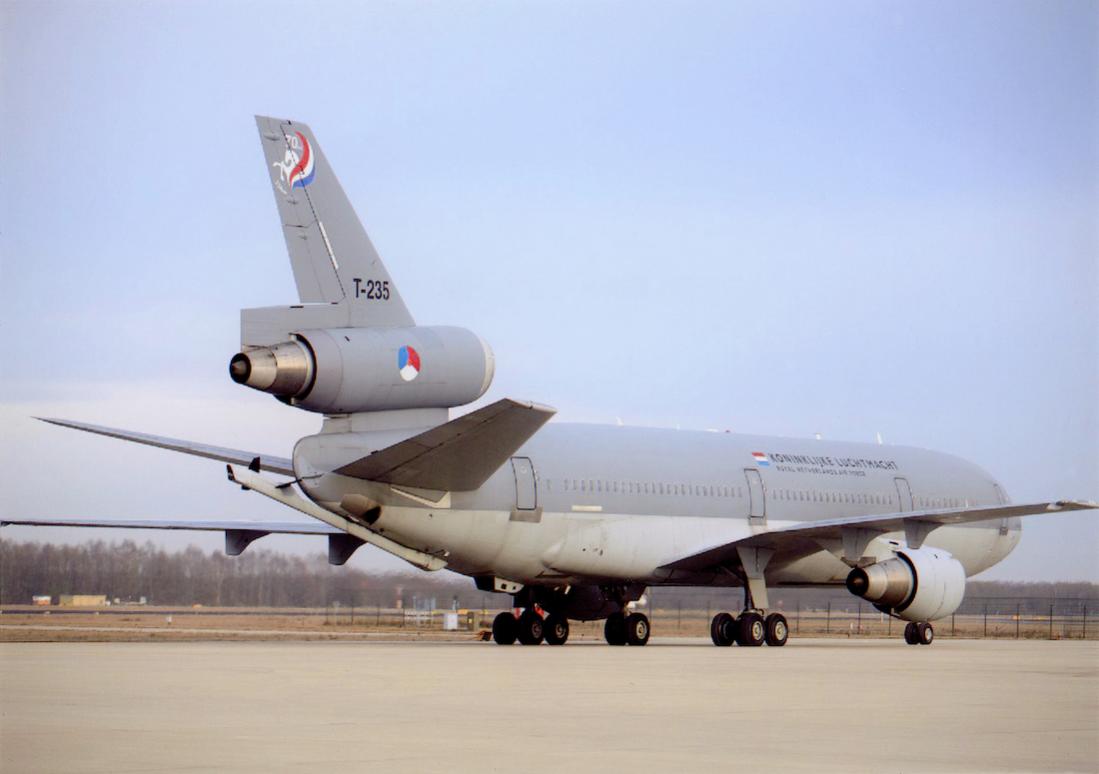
[511,457,537,510]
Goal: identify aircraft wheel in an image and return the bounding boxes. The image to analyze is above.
[917,622,934,645]
[516,610,544,645]
[492,612,517,645]
[764,613,788,646]
[544,614,570,645]
[903,622,920,645]
[604,613,627,646]
[625,613,650,646]
[736,612,766,647]
[710,612,736,646]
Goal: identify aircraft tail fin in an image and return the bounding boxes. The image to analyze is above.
[254,115,413,327]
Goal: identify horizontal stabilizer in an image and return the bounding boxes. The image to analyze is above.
[661,500,1098,573]
[37,418,295,477]
[335,398,556,491]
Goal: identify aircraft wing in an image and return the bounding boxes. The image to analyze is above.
[0,517,339,534]
[37,418,295,477]
[660,500,1098,572]
[335,398,556,490]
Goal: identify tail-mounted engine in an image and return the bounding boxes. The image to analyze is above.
[845,546,966,622]
[230,325,494,414]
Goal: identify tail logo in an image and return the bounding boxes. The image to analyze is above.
[271,131,316,194]
[398,345,421,382]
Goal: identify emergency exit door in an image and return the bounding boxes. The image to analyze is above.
[511,457,537,510]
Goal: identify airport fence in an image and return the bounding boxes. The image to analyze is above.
[5,597,1093,641]
[310,595,1097,640]
[623,595,1098,640]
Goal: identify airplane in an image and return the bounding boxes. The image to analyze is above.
[5,116,1094,648]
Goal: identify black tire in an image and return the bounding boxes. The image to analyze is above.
[764,613,788,647]
[516,610,544,645]
[917,622,934,645]
[736,612,766,647]
[604,613,627,646]
[903,621,920,645]
[625,613,650,646]
[710,612,736,646]
[544,614,570,645]
[492,612,517,645]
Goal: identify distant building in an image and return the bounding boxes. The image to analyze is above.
[32,596,51,606]
[58,595,108,607]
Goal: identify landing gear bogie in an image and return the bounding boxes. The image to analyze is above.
[516,609,545,645]
[764,613,788,647]
[710,610,788,647]
[903,621,934,645]
[710,612,736,646]
[625,612,650,646]
[492,611,518,645]
[604,613,627,646]
[544,614,570,645]
[604,611,650,646]
[736,612,766,647]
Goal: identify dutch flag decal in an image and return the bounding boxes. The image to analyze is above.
[751,452,770,466]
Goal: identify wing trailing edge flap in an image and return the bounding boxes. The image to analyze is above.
[334,398,556,491]
[36,418,295,477]
[659,500,1099,573]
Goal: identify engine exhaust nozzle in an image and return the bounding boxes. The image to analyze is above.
[228,341,314,399]
[846,558,915,609]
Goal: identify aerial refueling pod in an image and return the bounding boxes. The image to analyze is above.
[230,326,494,414]
[845,546,966,622]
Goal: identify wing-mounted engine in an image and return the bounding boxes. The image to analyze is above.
[230,325,494,414]
[845,546,966,622]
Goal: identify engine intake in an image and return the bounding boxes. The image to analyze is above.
[230,326,494,414]
[846,546,966,622]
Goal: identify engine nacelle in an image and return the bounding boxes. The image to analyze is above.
[229,326,494,414]
[845,546,966,622]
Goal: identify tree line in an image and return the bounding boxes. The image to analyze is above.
[2,539,1095,612]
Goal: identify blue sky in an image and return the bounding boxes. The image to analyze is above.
[2,0,1096,580]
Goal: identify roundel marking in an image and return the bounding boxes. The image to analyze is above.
[398,345,421,382]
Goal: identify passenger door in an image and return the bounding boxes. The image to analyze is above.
[511,456,537,510]
[894,477,914,512]
[744,468,766,526]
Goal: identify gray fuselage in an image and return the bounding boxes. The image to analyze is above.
[297,423,1021,589]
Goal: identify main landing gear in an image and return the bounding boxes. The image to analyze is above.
[710,611,788,647]
[903,621,934,645]
[491,609,571,646]
[603,612,651,646]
